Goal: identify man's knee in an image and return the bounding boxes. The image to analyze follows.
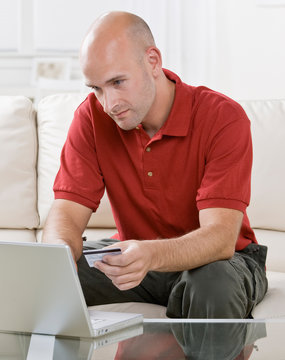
[167,259,248,318]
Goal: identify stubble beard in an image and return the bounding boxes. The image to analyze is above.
[111,67,156,131]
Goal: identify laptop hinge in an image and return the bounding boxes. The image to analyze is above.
[27,334,55,360]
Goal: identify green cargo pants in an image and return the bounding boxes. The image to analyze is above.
[77,239,268,318]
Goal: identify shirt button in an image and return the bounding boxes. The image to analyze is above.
[146,147,151,152]
[147,171,153,177]
[136,126,140,130]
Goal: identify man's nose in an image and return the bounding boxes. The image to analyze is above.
[102,90,118,114]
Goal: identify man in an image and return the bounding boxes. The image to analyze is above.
[43,11,268,318]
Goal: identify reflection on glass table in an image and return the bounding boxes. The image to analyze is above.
[94,319,284,360]
[1,319,285,359]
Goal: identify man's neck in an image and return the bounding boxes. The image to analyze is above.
[142,75,176,138]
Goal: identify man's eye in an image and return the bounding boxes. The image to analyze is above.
[114,80,124,86]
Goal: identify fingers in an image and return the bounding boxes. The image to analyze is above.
[109,272,144,291]
[102,252,129,266]
[109,271,143,290]
[114,281,141,291]
[94,258,138,277]
[94,259,146,290]
[92,240,151,290]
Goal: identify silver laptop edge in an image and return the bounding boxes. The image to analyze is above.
[0,242,99,338]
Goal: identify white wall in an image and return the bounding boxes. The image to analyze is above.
[214,0,285,100]
[0,0,284,100]
[0,0,215,99]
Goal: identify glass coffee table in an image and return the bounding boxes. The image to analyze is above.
[0,318,284,359]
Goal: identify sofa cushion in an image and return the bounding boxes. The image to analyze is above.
[253,229,285,272]
[36,228,116,242]
[37,93,116,229]
[0,96,39,229]
[240,100,285,231]
[0,229,36,243]
[252,271,285,319]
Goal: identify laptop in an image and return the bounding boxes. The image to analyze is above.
[0,325,143,359]
[0,242,143,338]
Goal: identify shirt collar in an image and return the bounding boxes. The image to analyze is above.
[158,69,194,137]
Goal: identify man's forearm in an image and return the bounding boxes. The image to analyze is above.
[146,223,237,273]
[94,208,243,291]
[42,200,92,261]
[42,214,83,261]
[146,208,243,272]
[94,221,240,291]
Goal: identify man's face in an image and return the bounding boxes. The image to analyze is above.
[82,39,156,131]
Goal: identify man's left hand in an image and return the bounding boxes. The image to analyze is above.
[94,240,153,291]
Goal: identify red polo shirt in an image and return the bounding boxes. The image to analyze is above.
[54,69,257,250]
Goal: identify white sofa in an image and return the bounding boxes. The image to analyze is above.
[0,94,284,319]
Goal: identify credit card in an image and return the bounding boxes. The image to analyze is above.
[83,248,122,267]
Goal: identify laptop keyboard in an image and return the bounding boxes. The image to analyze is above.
[90,318,106,329]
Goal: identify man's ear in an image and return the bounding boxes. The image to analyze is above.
[146,47,162,76]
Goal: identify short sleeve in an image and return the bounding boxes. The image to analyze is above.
[53,98,105,211]
[196,102,253,213]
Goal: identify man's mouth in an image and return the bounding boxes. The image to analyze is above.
[112,109,129,119]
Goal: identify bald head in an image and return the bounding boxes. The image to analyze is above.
[79,12,174,135]
[80,11,155,66]
[97,11,155,48]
